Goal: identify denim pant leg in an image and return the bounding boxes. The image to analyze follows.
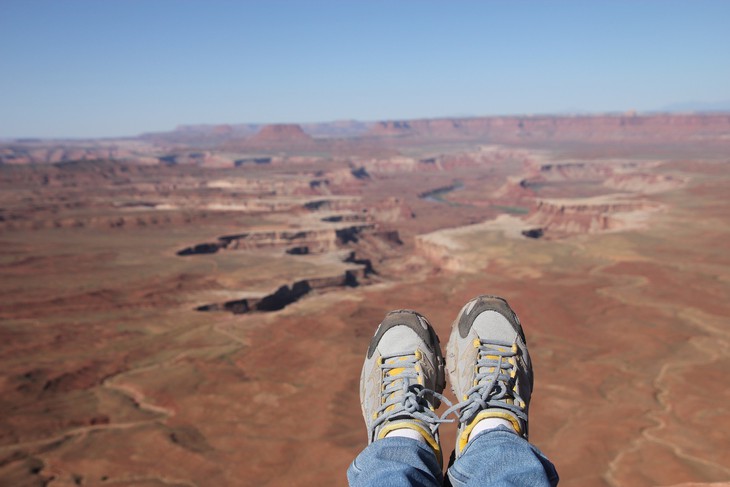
[347,437,443,487]
[447,427,559,487]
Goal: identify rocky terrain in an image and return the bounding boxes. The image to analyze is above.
[1,114,729,486]
[4,113,730,166]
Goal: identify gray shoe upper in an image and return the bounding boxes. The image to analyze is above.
[360,310,447,450]
[446,295,533,448]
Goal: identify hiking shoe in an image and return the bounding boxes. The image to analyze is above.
[359,310,447,463]
[444,295,533,457]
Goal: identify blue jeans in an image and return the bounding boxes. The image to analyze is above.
[347,427,559,487]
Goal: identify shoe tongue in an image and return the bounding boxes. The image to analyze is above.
[384,356,411,412]
[478,344,511,376]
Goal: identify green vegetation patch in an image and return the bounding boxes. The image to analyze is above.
[492,205,530,215]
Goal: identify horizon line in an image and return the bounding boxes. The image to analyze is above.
[3,109,730,142]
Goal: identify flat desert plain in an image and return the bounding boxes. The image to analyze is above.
[1,115,729,486]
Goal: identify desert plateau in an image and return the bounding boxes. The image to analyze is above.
[1,113,729,487]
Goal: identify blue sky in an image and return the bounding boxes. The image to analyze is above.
[1,1,729,138]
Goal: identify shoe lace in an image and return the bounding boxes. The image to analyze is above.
[371,350,451,437]
[441,339,527,426]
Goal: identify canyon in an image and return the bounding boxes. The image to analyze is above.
[1,114,729,486]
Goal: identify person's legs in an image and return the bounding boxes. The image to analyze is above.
[444,295,559,486]
[348,310,447,487]
[347,436,442,487]
[447,427,558,486]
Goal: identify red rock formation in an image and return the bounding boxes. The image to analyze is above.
[369,114,730,141]
[159,151,234,167]
[177,223,378,256]
[527,197,660,235]
[245,124,315,145]
[604,172,685,193]
[361,156,420,174]
[210,124,234,136]
[196,264,373,315]
[511,159,686,197]
[366,197,415,223]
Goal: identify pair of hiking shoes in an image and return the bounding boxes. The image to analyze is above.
[359,295,532,465]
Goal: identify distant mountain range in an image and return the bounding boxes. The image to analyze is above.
[659,99,730,112]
